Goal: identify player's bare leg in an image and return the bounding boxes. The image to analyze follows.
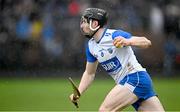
[138,96,165,112]
[99,84,138,111]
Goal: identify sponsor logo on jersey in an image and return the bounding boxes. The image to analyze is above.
[100,56,122,75]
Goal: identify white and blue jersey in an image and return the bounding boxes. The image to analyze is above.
[86,28,146,83]
[86,28,156,110]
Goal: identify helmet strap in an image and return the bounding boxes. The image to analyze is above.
[89,19,100,31]
[87,19,100,38]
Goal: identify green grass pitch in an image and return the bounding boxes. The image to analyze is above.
[0,77,180,111]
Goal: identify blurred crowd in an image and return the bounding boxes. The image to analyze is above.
[0,0,180,75]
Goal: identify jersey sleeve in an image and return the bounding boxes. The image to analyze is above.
[112,30,132,40]
[86,45,97,62]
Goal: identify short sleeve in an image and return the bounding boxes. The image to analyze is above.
[112,30,132,40]
[86,46,97,62]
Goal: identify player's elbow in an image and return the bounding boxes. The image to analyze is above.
[142,37,152,48]
[145,38,152,48]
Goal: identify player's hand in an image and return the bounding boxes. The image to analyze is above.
[69,93,80,103]
[113,36,131,48]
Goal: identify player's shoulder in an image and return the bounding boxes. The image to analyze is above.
[87,38,96,48]
[106,28,127,33]
[105,28,128,37]
[105,28,116,36]
[104,28,130,40]
[110,28,132,39]
[107,28,130,33]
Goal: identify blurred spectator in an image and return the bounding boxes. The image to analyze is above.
[16,15,31,40]
[41,3,63,59]
[68,0,80,16]
[163,35,177,76]
[164,3,180,39]
[0,0,180,73]
[30,12,43,41]
[149,3,164,36]
[163,2,180,75]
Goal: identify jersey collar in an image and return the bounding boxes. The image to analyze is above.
[96,28,107,43]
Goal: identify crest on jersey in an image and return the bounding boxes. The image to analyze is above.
[98,49,105,57]
[101,52,104,57]
[107,48,113,54]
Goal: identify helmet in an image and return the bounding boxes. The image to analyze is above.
[82,8,108,27]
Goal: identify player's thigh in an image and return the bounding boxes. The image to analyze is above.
[138,96,165,112]
[99,84,138,111]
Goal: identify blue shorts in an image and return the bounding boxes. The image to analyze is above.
[119,71,156,110]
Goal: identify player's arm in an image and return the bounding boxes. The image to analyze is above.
[69,44,98,103]
[78,61,98,94]
[69,61,98,103]
[113,36,152,48]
